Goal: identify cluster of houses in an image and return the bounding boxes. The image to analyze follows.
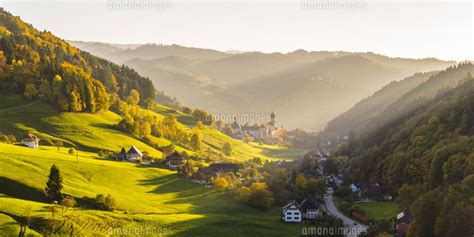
[281,196,320,223]
[227,112,281,141]
[115,146,240,186]
[115,146,187,169]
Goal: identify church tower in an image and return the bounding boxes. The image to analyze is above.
[270,112,276,126]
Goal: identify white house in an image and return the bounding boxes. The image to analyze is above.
[21,134,40,148]
[126,146,143,162]
[351,183,359,193]
[281,201,302,223]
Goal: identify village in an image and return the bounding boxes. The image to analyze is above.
[18,131,410,236]
[222,112,283,143]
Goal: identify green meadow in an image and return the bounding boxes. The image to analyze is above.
[0,143,304,236]
[352,202,400,220]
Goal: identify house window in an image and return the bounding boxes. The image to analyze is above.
[286,216,292,220]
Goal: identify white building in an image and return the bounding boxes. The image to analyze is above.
[351,183,359,193]
[21,134,40,148]
[281,201,302,223]
[126,146,143,162]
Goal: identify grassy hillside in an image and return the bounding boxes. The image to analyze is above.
[0,93,301,162]
[0,143,304,236]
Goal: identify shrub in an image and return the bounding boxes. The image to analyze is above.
[214,177,230,190]
[68,148,76,154]
[60,196,76,213]
[93,194,117,211]
[0,134,16,144]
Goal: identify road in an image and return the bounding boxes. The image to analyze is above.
[324,191,367,237]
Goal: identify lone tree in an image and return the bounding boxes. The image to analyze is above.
[45,165,63,202]
[222,142,233,157]
[54,141,63,151]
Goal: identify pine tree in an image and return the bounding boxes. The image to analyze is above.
[45,165,63,202]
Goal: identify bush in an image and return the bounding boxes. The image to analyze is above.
[81,194,117,211]
[94,194,116,211]
[61,196,77,208]
[0,134,16,144]
[214,177,230,190]
[68,148,76,154]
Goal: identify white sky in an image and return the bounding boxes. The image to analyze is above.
[1,0,473,61]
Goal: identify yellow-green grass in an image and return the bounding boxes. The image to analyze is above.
[352,202,400,220]
[0,93,302,162]
[0,94,165,157]
[0,144,304,236]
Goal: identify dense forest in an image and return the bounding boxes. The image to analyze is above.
[0,9,155,112]
[325,71,436,137]
[337,68,474,236]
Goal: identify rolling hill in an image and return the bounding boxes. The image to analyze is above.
[0,143,303,236]
[71,41,456,130]
[0,92,300,162]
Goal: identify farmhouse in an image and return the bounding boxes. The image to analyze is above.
[21,134,40,148]
[116,146,144,162]
[281,201,302,223]
[165,151,186,169]
[282,197,320,223]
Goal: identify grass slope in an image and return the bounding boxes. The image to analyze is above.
[0,143,303,236]
[0,93,302,162]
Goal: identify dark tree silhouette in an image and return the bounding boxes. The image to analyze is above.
[45,165,63,202]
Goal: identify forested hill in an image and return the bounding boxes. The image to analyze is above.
[337,67,474,236]
[0,9,155,112]
[325,71,437,137]
[325,63,474,138]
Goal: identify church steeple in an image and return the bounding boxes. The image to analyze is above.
[270,112,276,125]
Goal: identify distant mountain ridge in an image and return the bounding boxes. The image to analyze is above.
[70,41,456,129]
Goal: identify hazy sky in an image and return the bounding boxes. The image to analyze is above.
[2,0,473,61]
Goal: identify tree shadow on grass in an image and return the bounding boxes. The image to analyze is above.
[137,174,258,215]
[0,177,47,203]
